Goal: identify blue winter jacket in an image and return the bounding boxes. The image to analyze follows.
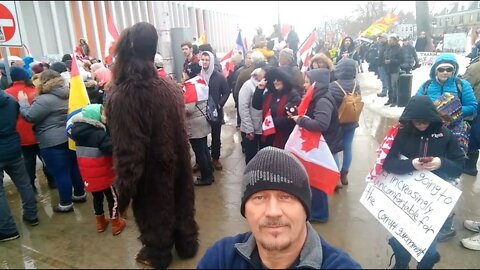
[0,90,22,162]
[197,222,362,269]
[415,53,477,118]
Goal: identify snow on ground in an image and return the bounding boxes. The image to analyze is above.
[360,53,471,121]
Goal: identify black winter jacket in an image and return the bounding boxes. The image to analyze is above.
[299,68,343,154]
[384,43,402,74]
[383,96,464,180]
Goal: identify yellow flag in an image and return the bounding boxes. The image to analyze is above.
[361,13,399,38]
[199,33,206,45]
[66,55,90,150]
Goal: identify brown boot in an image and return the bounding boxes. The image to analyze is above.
[96,215,109,233]
[340,170,349,185]
[212,159,223,170]
[111,217,126,235]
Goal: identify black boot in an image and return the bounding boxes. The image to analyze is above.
[416,252,440,269]
[340,170,348,185]
[464,150,479,176]
[388,237,410,269]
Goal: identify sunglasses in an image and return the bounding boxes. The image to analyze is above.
[437,67,453,73]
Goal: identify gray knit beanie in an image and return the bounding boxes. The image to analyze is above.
[241,147,312,218]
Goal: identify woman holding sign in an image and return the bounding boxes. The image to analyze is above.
[382,95,464,269]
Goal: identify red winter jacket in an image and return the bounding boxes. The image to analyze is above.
[70,117,114,192]
[5,82,38,146]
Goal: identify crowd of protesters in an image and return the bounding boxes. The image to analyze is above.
[1,21,480,270]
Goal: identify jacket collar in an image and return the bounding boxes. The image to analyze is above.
[234,222,322,269]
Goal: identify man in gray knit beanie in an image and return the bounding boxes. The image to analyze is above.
[197,147,361,269]
[240,146,312,219]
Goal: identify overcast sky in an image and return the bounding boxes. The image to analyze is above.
[180,1,454,43]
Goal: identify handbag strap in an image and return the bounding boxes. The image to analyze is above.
[195,103,208,120]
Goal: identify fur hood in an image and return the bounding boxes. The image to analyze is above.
[84,79,98,89]
[38,76,66,95]
[72,115,106,130]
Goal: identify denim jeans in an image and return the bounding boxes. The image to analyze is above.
[40,144,85,205]
[190,137,213,182]
[341,127,356,172]
[0,155,37,235]
[310,187,329,221]
[389,236,439,268]
[378,66,389,95]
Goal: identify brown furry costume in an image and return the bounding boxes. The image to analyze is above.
[106,22,199,268]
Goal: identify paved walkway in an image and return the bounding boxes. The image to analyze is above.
[1,71,479,269]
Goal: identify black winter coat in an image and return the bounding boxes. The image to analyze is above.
[384,44,402,74]
[383,96,464,180]
[300,69,343,154]
[208,70,230,123]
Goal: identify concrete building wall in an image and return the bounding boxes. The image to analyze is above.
[4,1,235,75]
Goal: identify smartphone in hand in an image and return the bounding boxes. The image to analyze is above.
[419,156,433,163]
[286,105,298,116]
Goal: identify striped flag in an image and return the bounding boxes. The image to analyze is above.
[297,29,317,72]
[104,16,120,66]
[183,76,209,104]
[285,83,339,195]
[66,54,90,150]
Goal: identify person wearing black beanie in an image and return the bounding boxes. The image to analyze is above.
[197,147,361,269]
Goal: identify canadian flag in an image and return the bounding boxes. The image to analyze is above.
[220,49,235,78]
[297,29,317,72]
[104,16,120,66]
[262,110,276,136]
[365,123,400,182]
[183,76,209,104]
[284,83,339,195]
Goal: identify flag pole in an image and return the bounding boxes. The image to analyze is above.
[298,28,317,50]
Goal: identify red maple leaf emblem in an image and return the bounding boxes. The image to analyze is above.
[265,118,271,127]
[299,128,321,152]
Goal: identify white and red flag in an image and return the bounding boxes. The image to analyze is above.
[104,16,120,66]
[284,83,339,195]
[262,109,276,136]
[183,76,209,104]
[297,29,317,72]
[220,49,235,78]
[365,123,400,182]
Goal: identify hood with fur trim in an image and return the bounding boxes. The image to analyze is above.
[38,76,69,99]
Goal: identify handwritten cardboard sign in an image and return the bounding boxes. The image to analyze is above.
[360,170,461,262]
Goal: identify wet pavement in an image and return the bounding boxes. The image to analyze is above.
[1,71,480,269]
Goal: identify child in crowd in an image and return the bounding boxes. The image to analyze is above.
[70,104,126,235]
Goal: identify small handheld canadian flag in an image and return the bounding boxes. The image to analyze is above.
[262,110,276,136]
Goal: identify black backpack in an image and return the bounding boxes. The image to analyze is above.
[422,78,463,100]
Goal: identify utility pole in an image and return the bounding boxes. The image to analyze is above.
[277,1,281,27]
